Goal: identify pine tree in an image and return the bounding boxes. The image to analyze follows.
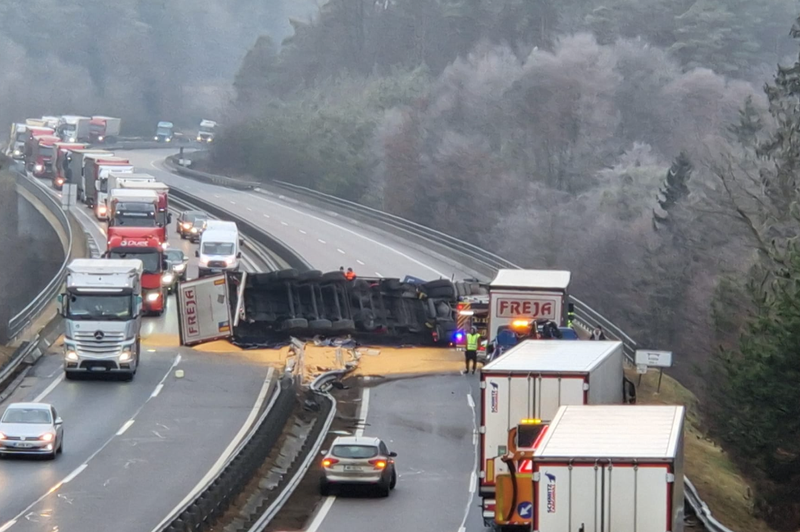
[653,151,692,231]
[727,95,763,148]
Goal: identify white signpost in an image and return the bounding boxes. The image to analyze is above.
[635,349,674,392]
[61,183,77,209]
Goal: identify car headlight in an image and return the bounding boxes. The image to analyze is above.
[173,263,186,272]
[0,432,6,440]
[182,222,192,229]
[98,136,104,141]
[119,351,132,362]
[34,164,43,172]
[39,432,54,442]
[146,292,160,302]
[55,178,64,185]
[190,227,198,233]
[65,350,79,361]
[13,149,21,156]
[98,205,107,215]
[225,257,235,266]
[162,272,174,285]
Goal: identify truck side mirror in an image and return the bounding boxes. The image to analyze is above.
[57,294,64,316]
[239,239,244,246]
[237,252,242,258]
[162,259,169,270]
[136,295,143,315]
[195,250,199,258]
[168,213,173,223]
[568,302,575,313]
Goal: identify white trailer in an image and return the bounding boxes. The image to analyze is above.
[58,115,91,142]
[89,116,122,143]
[176,274,238,346]
[533,405,685,532]
[479,340,625,526]
[488,269,571,339]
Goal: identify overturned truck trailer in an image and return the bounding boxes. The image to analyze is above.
[176,269,488,346]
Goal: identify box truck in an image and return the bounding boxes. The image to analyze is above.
[479,340,627,527]
[532,405,685,532]
[89,116,121,144]
[488,269,571,340]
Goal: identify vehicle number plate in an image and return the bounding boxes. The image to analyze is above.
[90,366,106,372]
[15,442,33,448]
[344,465,363,471]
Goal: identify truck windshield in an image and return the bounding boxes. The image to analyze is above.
[157,127,172,136]
[113,204,157,227]
[200,126,214,133]
[89,124,104,134]
[202,242,235,256]
[109,249,161,273]
[15,132,26,142]
[39,146,55,159]
[61,125,76,134]
[67,293,133,320]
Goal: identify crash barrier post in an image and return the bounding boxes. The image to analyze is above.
[157,159,733,532]
[157,374,295,532]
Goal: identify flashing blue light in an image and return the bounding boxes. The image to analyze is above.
[454,332,464,341]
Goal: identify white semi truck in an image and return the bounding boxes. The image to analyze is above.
[58,115,91,143]
[59,258,144,381]
[533,404,686,532]
[488,269,572,340]
[479,340,627,528]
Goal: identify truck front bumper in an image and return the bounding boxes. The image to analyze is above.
[64,352,136,374]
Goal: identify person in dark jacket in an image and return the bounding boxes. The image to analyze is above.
[591,325,607,340]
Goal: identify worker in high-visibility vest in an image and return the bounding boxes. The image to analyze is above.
[567,309,575,328]
[465,327,481,374]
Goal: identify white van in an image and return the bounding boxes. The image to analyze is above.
[196,221,242,277]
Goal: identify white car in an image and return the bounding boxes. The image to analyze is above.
[320,436,397,497]
[0,403,64,459]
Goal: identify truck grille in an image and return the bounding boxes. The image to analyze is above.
[207,260,227,268]
[73,330,126,355]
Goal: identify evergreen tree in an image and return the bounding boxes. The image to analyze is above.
[727,95,763,148]
[653,151,691,231]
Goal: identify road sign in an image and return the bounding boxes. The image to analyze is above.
[635,350,673,368]
[517,501,533,519]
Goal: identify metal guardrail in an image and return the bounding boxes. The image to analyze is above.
[163,163,732,532]
[245,367,350,531]
[7,170,73,340]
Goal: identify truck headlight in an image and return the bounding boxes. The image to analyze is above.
[225,257,235,266]
[65,350,78,361]
[161,272,174,285]
[119,351,132,362]
[13,149,21,156]
[166,137,171,142]
[69,137,76,142]
[97,205,107,215]
[34,164,43,173]
[98,136,104,142]
[196,136,202,141]
[199,257,209,265]
[146,292,160,302]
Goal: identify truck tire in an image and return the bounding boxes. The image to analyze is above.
[423,279,453,290]
[455,282,467,297]
[309,319,332,330]
[331,319,355,332]
[276,269,299,280]
[321,271,347,283]
[282,318,308,330]
[298,270,322,282]
[428,286,456,299]
[384,279,403,291]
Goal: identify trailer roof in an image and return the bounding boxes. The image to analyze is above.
[482,340,622,373]
[490,269,571,290]
[110,188,158,199]
[534,405,684,460]
[68,258,143,274]
[109,172,154,180]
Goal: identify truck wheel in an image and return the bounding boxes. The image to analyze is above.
[331,319,355,332]
[276,269,299,280]
[423,279,453,290]
[355,311,377,332]
[282,318,308,330]
[298,270,322,282]
[321,271,346,283]
[309,319,332,330]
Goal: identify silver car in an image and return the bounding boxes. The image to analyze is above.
[320,436,397,497]
[0,402,64,459]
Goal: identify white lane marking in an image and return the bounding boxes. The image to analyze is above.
[214,194,220,198]
[34,374,64,403]
[230,201,236,205]
[116,419,135,436]
[375,271,383,277]
[318,239,326,244]
[356,259,365,265]
[0,519,16,532]
[306,495,337,532]
[299,229,307,234]
[356,388,370,437]
[459,392,480,530]
[309,387,371,531]
[246,207,252,212]
[150,367,274,532]
[151,383,164,398]
[281,221,288,226]
[173,354,182,367]
[337,248,345,254]
[62,464,88,484]
[263,214,270,218]
[248,197,447,276]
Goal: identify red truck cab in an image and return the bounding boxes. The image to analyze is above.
[32,135,61,178]
[52,143,88,190]
[106,233,167,315]
[108,188,166,245]
[23,127,55,171]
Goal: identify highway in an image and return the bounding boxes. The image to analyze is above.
[123,150,487,531]
[0,171,275,532]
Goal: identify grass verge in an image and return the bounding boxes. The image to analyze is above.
[628,367,772,532]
